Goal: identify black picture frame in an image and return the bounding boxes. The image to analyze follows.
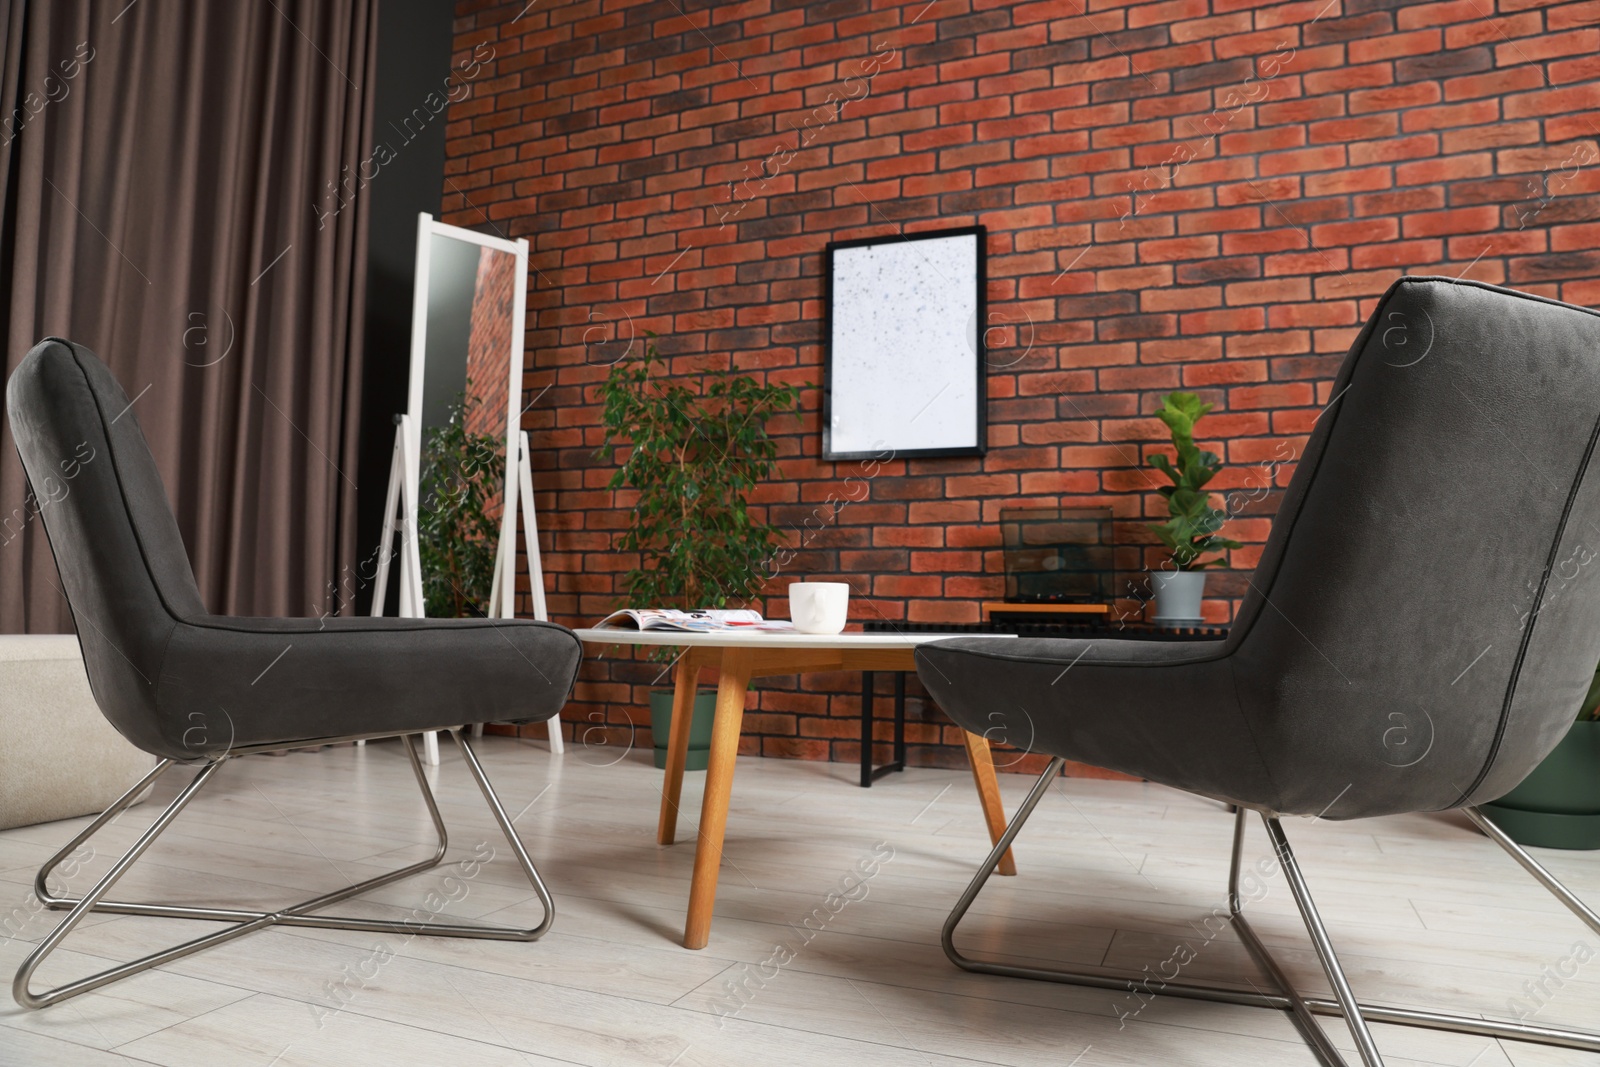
[821,224,987,462]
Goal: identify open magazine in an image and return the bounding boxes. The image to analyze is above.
[592,608,794,633]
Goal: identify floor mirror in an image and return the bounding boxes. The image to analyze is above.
[370,213,557,762]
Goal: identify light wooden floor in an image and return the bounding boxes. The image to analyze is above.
[1,737,1597,1066]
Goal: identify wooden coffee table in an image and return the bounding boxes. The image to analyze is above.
[573,628,1019,949]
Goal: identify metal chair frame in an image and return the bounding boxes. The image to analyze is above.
[13,730,552,1009]
[944,757,1600,1067]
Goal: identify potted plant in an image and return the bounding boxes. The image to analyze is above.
[1480,667,1600,848]
[597,339,802,769]
[1145,392,1241,624]
[418,391,501,619]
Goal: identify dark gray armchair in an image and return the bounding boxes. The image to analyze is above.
[8,338,581,1008]
[918,277,1600,1065]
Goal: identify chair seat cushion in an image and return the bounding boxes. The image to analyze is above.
[917,636,1283,813]
[149,614,582,758]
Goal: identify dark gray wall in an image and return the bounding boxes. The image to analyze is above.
[354,0,454,614]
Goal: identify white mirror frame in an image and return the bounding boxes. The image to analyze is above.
[405,212,530,620]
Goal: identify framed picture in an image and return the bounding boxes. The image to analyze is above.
[822,224,987,461]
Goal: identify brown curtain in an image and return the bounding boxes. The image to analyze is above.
[0,0,377,631]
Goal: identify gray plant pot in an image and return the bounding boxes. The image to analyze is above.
[1151,569,1206,622]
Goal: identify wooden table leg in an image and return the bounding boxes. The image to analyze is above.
[683,646,752,949]
[963,730,1017,877]
[657,653,702,846]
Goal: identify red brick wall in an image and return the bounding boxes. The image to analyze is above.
[464,244,517,446]
[446,0,1600,773]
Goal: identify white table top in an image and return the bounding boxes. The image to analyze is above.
[573,627,1016,650]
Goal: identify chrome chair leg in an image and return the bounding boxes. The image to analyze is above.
[1261,814,1385,1067]
[32,734,452,927]
[14,732,553,1009]
[1464,806,1600,938]
[454,729,554,940]
[941,761,1600,1061]
[14,758,228,1007]
[1227,809,1346,1066]
[32,757,175,906]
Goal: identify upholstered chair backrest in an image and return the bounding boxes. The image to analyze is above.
[7,339,207,755]
[1228,277,1600,817]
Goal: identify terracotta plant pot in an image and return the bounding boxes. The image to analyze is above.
[649,688,718,771]
[1479,720,1600,849]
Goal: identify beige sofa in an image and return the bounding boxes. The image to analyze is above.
[0,634,155,830]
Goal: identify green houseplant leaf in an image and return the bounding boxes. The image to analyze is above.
[1146,392,1240,572]
[418,389,503,619]
[597,337,804,617]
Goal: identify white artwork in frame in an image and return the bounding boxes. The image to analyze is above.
[823,225,986,461]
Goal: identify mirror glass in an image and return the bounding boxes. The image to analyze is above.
[415,233,519,617]
[421,234,516,460]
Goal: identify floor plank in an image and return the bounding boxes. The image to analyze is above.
[0,737,1594,1066]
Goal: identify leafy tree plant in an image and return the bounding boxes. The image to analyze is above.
[597,340,803,612]
[1146,391,1242,571]
[418,390,502,618]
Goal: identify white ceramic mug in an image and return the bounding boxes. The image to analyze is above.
[788,581,850,634]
